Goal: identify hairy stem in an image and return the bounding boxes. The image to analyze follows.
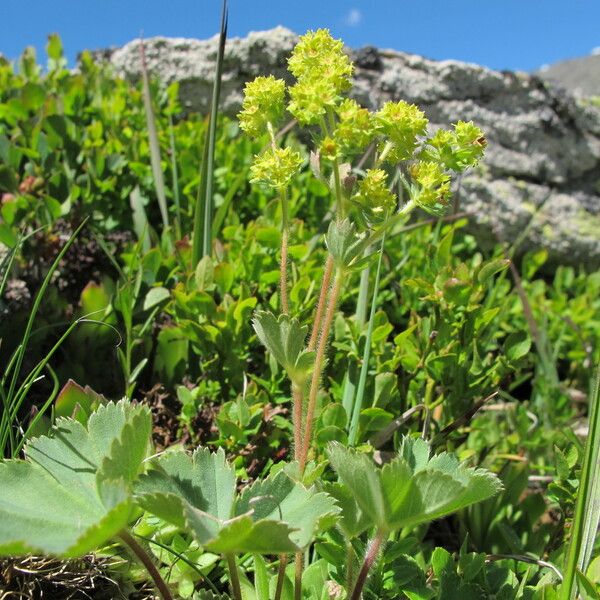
[274,554,289,600]
[225,553,243,600]
[308,255,334,351]
[292,383,304,462]
[349,529,386,600]
[346,541,356,592]
[119,531,173,600]
[294,552,303,600]
[332,157,344,220]
[300,268,342,472]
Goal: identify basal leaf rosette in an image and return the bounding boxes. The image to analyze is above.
[134,448,339,554]
[0,400,152,557]
[328,436,502,533]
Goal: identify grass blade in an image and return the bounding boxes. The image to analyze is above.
[168,113,182,238]
[341,262,370,422]
[348,236,386,446]
[1,219,87,456]
[130,186,152,252]
[560,363,600,599]
[192,0,228,264]
[140,37,169,230]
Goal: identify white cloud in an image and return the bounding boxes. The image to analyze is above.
[345,8,362,27]
[592,46,600,56]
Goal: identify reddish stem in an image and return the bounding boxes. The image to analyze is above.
[292,383,304,462]
[300,270,342,472]
[349,529,386,600]
[308,255,334,351]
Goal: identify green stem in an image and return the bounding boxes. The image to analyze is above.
[226,553,243,600]
[332,157,344,220]
[300,267,342,473]
[346,541,356,592]
[267,121,278,149]
[119,530,173,600]
[353,199,416,259]
[279,187,290,314]
[349,529,386,600]
[375,140,394,166]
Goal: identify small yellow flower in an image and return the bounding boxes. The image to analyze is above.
[421,121,486,172]
[250,146,303,188]
[288,78,337,125]
[409,161,451,216]
[334,99,375,155]
[375,101,429,163]
[238,75,286,138]
[353,168,397,224]
[288,29,353,93]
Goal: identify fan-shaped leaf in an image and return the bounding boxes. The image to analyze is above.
[136,449,338,554]
[328,437,502,534]
[0,400,151,557]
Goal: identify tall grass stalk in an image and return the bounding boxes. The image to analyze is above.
[139,39,170,231]
[560,363,600,599]
[348,236,386,445]
[168,113,182,238]
[341,259,370,424]
[192,0,228,265]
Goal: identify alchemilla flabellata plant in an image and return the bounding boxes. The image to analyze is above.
[238,28,486,473]
[0,29,504,600]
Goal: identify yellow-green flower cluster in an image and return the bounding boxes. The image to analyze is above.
[375,101,428,163]
[238,75,286,138]
[287,29,354,125]
[421,121,486,172]
[353,168,396,223]
[333,99,375,156]
[409,161,451,216]
[250,146,303,189]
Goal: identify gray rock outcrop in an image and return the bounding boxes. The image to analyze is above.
[538,53,600,98]
[93,28,600,267]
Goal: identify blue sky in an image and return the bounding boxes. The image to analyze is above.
[1,0,599,72]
